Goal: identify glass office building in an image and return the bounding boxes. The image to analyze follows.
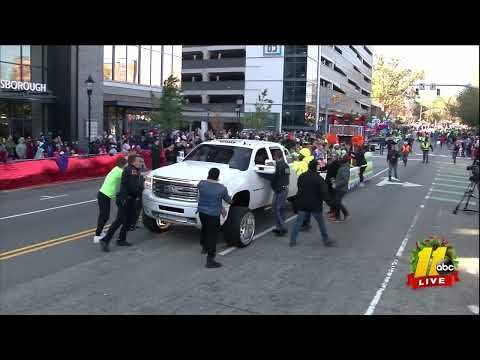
[0,45,182,143]
[103,45,182,135]
[0,45,52,139]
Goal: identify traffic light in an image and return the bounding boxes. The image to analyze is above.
[415,88,419,96]
[437,89,440,96]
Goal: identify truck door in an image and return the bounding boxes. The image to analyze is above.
[250,147,272,209]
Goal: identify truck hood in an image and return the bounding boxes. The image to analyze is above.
[150,161,242,183]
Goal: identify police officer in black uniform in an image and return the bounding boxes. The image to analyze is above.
[100,154,144,252]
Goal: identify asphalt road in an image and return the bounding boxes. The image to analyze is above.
[0,143,478,314]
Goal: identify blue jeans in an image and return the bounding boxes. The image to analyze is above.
[388,162,398,179]
[272,189,288,231]
[290,210,329,244]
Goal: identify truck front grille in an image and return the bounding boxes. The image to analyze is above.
[152,177,199,202]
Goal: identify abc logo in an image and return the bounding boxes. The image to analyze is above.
[436,259,455,275]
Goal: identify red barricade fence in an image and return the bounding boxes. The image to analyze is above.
[0,150,153,191]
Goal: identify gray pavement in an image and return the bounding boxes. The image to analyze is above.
[0,143,478,314]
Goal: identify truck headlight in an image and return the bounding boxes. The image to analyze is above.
[144,174,153,190]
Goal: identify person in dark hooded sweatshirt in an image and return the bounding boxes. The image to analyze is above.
[289,160,336,247]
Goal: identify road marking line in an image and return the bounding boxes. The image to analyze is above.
[431,189,465,196]
[0,225,110,260]
[436,174,468,179]
[428,196,476,206]
[40,194,69,200]
[218,247,236,256]
[365,193,427,315]
[434,178,469,184]
[370,168,389,179]
[468,305,479,315]
[432,183,467,189]
[0,199,97,221]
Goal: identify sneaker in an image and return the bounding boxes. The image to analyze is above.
[206,260,222,268]
[330,218,342,223]
[342,215,351,222]
[289,241,297,247]
[201,247,207,254]
[93,232,106,244]
[272,229,281,234]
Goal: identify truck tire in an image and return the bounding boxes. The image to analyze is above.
[224,207,255,248]
[142,210,173,233]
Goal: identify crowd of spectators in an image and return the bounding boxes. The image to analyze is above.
[2,124,477,165]
[0,134,81,163]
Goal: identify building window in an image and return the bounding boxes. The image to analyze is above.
[362,59,372,70]
[104,45,113,80]
[126,45,139,83]
[114,45,127,82]
[361,89,371,97]
[363,46,373,56]
[0,62,20,81]
[172,54,181,81]
[333,64,347,77]
[162,52,172,83]
[307,45,318,61]
[355,100,361,106]
[0,45,47,84]
[334,46,342,55]
[361,104,369,111]
[320,78,331,88]
[348,79,360,91]
[353,65,361,74]
[295,45,308,55]
[333,84,345,95]
[151,48,162,87]
[363,75,371,83]
[0,45,21,64]
[321,56,332,68]
[140,46,151,85]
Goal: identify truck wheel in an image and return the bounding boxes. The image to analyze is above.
[224,207,255,248]
[142,210,173,233]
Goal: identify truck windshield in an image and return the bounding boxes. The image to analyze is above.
[184,145,253,171]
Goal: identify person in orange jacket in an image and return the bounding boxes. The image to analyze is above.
[400,141,411,167]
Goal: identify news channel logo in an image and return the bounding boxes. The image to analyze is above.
[407,235,460,289]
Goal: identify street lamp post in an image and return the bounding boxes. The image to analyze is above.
[235,106,240,125]
[85,75,95,150]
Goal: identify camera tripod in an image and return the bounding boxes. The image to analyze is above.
[453,177,479,214]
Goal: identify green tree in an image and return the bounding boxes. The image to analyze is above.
[372,55,425,121]
[456,86,479,128]
[443,97,459,122]
[241,89,273,130]
[151,75,186,133]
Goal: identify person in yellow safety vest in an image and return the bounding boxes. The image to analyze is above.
[420,139,433,164]
[292,147,314,175]
[292,147,315,230]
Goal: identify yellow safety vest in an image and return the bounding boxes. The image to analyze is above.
[421,142,430,151]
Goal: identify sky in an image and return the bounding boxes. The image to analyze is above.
[372,45,479,98]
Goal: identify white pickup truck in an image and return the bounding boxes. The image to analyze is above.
[142,139,298,248]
